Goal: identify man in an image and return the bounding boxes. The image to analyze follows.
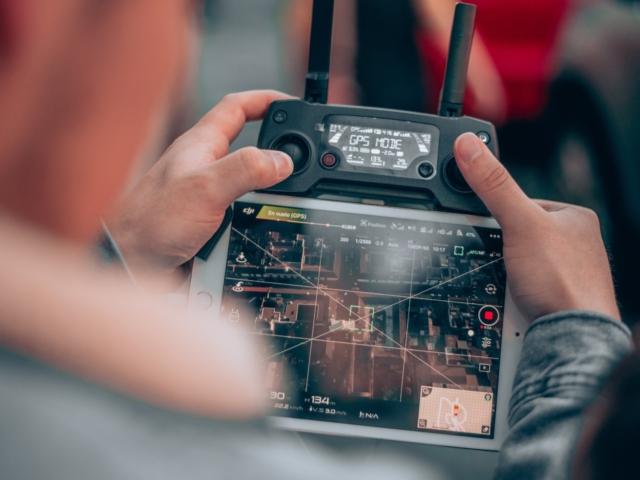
[0,0,633,479]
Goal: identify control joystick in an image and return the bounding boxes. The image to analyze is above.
[272,135,311,173]
[444,156,473,193]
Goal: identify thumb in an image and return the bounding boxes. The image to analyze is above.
[207,147,293,208]
[453,133,537,226]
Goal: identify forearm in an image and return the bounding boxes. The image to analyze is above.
[494,311,632,480]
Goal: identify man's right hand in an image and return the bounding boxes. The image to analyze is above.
[454,133,620,323]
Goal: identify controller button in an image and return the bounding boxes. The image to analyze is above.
[444,156,473,193]
[272,135,310,172]
[321,153,338,168]
[418,162,435,179]
[477,132,491,144]
[273,111,288,124]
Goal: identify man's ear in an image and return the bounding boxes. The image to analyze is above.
[0,0,20,58]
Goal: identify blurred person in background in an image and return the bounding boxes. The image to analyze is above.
[0,0,637,479]
[285,0,572,123]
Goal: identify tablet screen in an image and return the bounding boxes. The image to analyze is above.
[220,201,506,438]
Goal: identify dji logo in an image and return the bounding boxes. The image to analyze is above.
[243,207,255,215]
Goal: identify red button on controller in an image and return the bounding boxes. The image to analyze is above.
[321,153,338,168]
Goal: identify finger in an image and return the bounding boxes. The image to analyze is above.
[205,147,293,209]
[453,133,540,226]
[192,91,295,159]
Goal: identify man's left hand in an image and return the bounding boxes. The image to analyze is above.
[105,90,294,285]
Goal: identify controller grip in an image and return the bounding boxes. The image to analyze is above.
[195,206,234,261]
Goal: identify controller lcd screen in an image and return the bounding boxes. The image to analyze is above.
[326,123,438,170]
[220,201,506,438]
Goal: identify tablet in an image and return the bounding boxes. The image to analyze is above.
[189,193,527,451]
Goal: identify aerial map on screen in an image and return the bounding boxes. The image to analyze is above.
[219,202,506,438]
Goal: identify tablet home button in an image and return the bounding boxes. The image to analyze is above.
[195,292,213,310]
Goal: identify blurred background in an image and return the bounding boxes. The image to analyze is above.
[192,0,640,324]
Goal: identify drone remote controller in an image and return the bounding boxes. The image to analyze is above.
[260,1,497,211]
[197,1,498,260]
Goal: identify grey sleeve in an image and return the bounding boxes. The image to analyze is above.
[493,311,633,480]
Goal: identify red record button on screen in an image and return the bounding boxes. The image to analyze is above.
[478,305,500,327]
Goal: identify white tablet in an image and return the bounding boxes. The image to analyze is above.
[189,193,527,451]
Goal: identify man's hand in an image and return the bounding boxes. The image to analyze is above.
[454,133,620,323]
[105,91,294,285]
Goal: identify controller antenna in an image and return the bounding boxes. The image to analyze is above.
[438,3,477,117]
[305,0,335,104]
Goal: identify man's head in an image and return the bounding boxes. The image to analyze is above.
[0,0,201,241]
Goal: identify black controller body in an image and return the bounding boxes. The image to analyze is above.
[258,99,499,216]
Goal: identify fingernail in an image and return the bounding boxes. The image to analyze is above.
[269,151,293,178]
[455,133,484,165]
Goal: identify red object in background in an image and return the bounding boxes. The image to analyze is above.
[417,0,570,121]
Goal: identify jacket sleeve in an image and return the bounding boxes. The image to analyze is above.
[493,311,632,480]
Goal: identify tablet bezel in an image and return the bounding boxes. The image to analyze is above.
[189,193,527,451]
